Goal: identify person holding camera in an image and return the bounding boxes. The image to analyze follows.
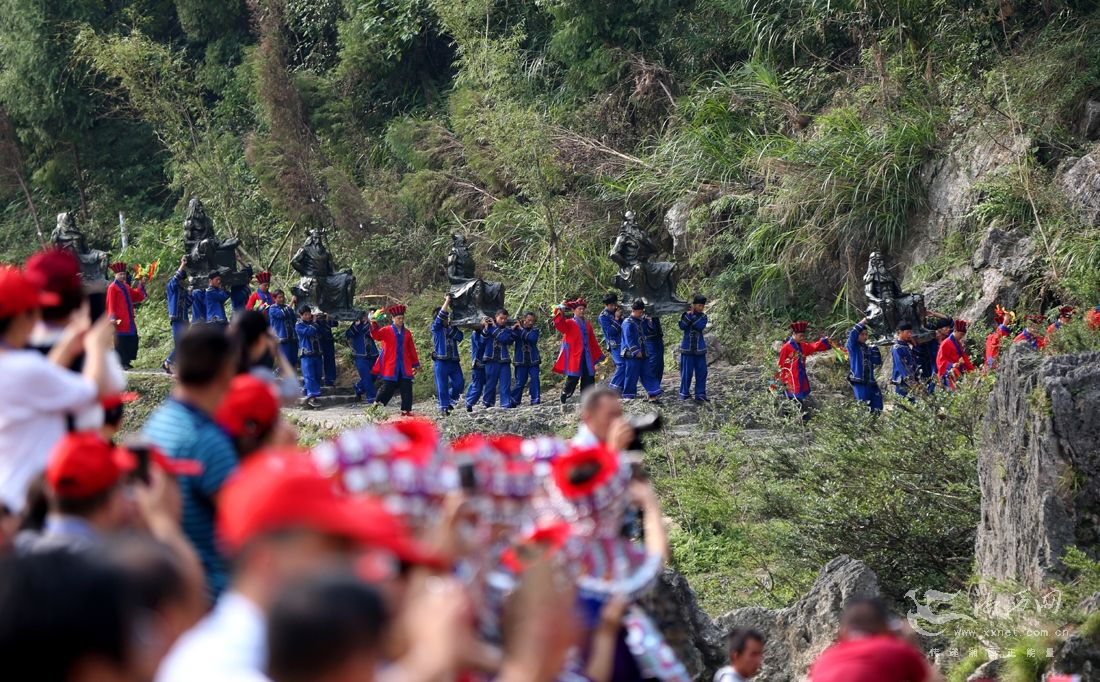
[572,386,635,451]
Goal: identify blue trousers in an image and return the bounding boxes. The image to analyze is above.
[852,382,884,412]
[607,348,626,391]
[166,319,188,364]
[646,344,664,383]
[623,355,662,399]
[512,364,541,405]
[483,362,513,407]
[354,357,378,402]
[434,360,465,411]
[321,342,337,387]
[465,366,486,408]
[679,353,708,399]
[279,341,298,369]
[301,355,322,398]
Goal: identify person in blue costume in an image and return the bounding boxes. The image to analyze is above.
[345,310,379,403]
[296,306,323,408]
[511,312,541,406]
[481,309,515,408]
[464,318,488,412]
[229,278,251,315]
[621,299,662,401]
[204,272,231,327]
[597,292,626,393]
[847,317,883,412]
[267,290,298,369]
[430,295,465,416]
[190,282,206,328]
[643,311,665,384]
[316,312,339,387]
[678,295,709,401]
[890,323,920,399]
[163,256,191,374]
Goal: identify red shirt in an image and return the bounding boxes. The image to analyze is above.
[810,635,928,682]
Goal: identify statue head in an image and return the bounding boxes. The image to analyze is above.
[869,251,884,269]
[622,211,636,229]
[451,234,468,249]
[186,197,205,220]
[56,212,77,233]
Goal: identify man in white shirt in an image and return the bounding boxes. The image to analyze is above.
[156,451,447,682]
[571,385,635,450]
[714,628,765,682]
[0,265,115,513]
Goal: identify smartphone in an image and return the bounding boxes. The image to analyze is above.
[458,461,478,493]
[122,437,153,486]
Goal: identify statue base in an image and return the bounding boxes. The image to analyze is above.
[448,278,506,328]
[293,273,361,321]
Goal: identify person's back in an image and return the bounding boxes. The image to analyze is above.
[143,325,238,600]
[810,635,927,682]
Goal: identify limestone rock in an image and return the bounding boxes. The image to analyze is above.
[1078,99,1100,141]
[665,198,693,256]
[976,347,1100,616]
[713,556,880,682]
[966,658,1005,681]
[1050,633,1100,682]
[639,570,727,680]
[1060,150,1100,226]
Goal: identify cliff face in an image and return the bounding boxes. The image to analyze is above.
[976,346,1100,616]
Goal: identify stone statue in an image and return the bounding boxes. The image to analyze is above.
[182,198,251,289]
[290,228,359,319]
[444,234,506,327]
[864,251,930,341]
[610,211,686,316]
[51,212,108,282]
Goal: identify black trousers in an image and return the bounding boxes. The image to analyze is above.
[560,370,595,400]
[115,334,139,368]
[377,378,414,412]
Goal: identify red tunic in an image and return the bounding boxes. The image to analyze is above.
[1089,307,1100,330]
[551,311,604,377]
[1012,329,1047,350]
[984,327,1011,368]
[809,635,929,682]
[935,335,974,388]
[370,322,420,381]
[776,337,832,399]
[105,279,146,335]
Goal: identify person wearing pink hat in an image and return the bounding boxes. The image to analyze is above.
[0,265,116,514]
[106,260,147,369]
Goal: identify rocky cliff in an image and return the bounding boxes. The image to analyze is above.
[976,346,1100,615]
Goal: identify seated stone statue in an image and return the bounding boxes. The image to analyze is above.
[864,251,930,341]
[51,212,108,282]
[610,211,686,316]
[182,198,250,288]
[290,228,358,319]
[444,234,505,327]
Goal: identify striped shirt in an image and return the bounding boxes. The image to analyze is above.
[143,398,238,600]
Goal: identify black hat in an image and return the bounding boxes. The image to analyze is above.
[298,304,313,314]
[602,292,618,305]
[693,294,707,305]
[631,299,647,311]
[897,322,912,331]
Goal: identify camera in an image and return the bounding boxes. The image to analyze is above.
[624,412,663,453]
[121,436,155,486]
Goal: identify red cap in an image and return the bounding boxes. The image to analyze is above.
[109,262,127,274]
[256,271,272,284]
[101,392,140,411]
[0,266,60,318]
[1058,306,1075,318]
[790,321,809,333]
[954,319,968,333]
[215,375,280,438]
[387,304,407,316]
[24,249,82,299]
[46,432,135,499]
[217,450,443,565]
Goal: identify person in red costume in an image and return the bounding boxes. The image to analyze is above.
[1013,314,1048,350]
[936,319,974,389]
[370,304,420,415]
[1045,306,1074,339]
[246,271,275,312]
[1088,305,1100,331]
[105,262,147,370]
[552,298,604,404]
[776,321,833,404]
[984,307,1013,369]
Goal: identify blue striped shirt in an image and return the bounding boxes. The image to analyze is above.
[143,398,238,600]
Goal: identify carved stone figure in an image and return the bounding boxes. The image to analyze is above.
[290,228,358,319]
[864,251,930,341]
[182,198,250,289]
[51,212,108,282]
[610,211,686,316]
[444,234,505,327]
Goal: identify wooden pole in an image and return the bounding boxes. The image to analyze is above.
[266,222,297,272]
[516,246,553,313]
